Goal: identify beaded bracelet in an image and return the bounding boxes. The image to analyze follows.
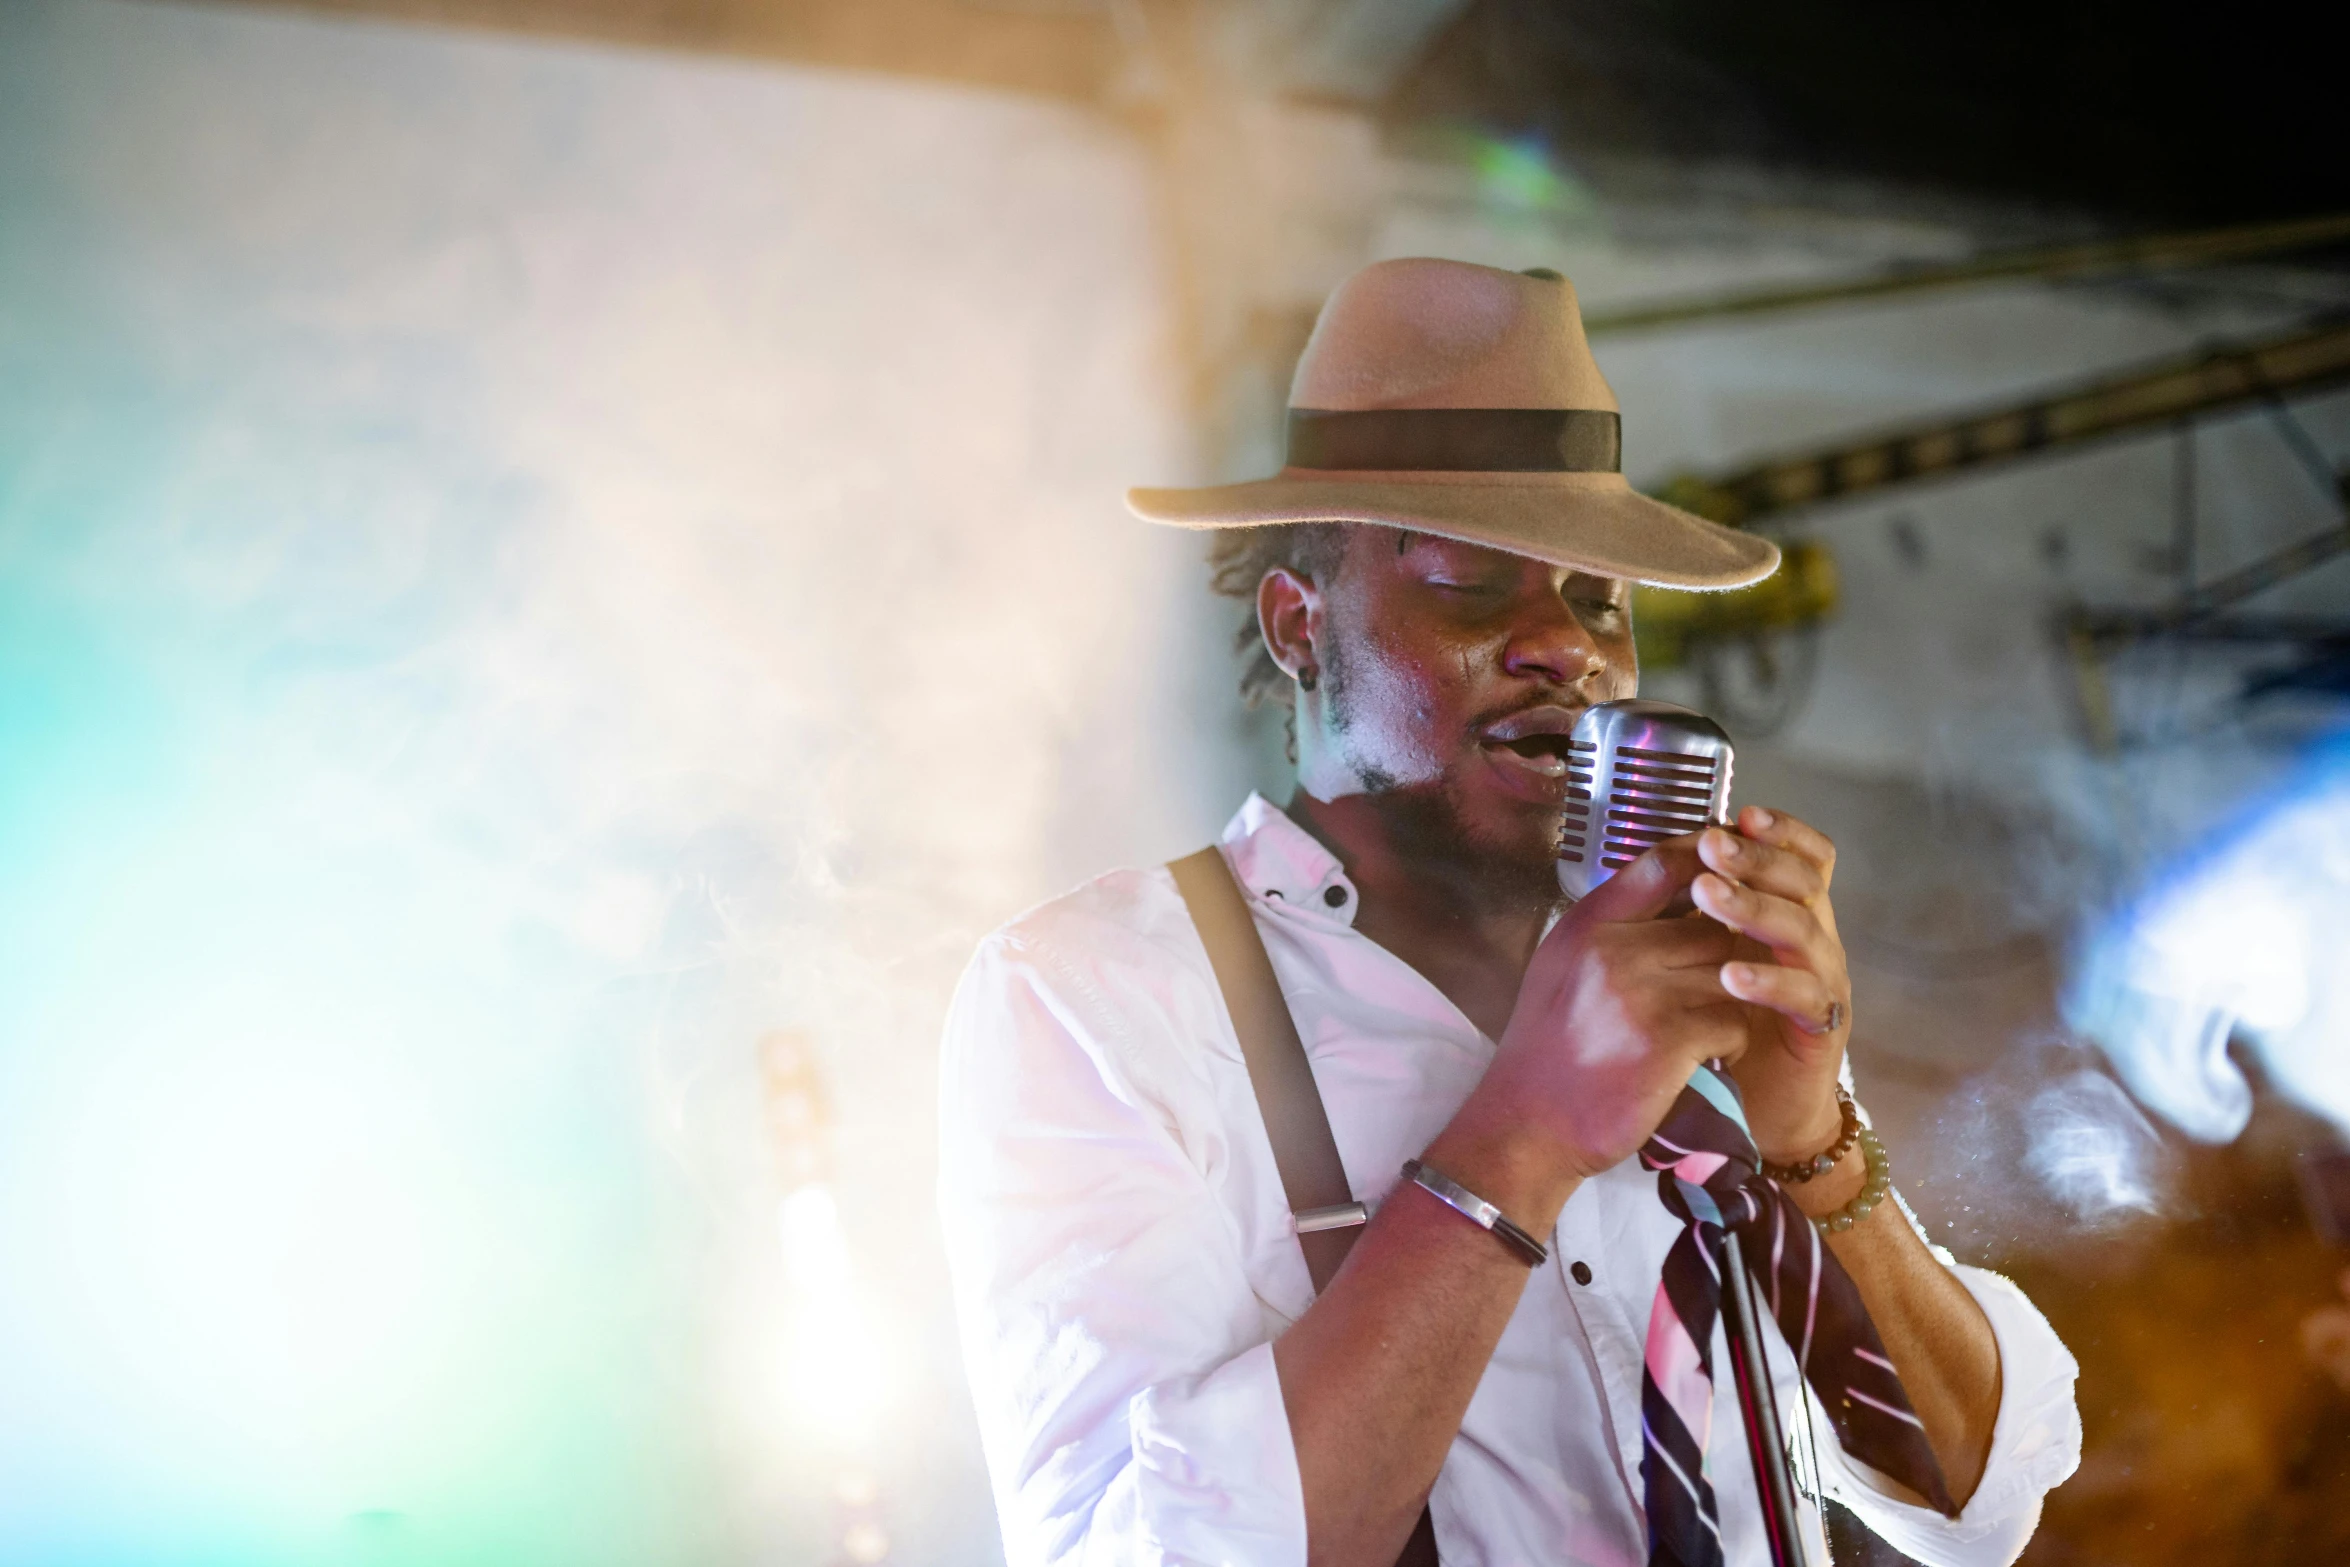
[1760,1086,1861,1185]
[1813,1123,1892,1236]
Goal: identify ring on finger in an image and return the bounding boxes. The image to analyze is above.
[1799,999,1847,1037]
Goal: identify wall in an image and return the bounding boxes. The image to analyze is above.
[0,2,1246,1561]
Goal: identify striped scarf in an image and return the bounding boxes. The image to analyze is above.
[1638,1066,1956,1566]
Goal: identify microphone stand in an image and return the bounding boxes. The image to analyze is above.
[1697,798,1811,1567]
[1718,1225,1809,1567]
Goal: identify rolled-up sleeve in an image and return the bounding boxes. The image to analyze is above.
[1814,1263,2082,1567]
[938,920,1307,1567]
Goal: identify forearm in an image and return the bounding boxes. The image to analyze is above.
[1274,1108,1579,1567]
[1791,1149,2002,1506]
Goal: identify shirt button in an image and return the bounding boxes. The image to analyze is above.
[1571,1260,1593,1286]
[1323,885,1348,908]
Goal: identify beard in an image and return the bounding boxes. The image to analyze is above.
[1322,634,1567,915]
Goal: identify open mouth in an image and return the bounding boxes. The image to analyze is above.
[1483,732,1579,777]
[1497,734,1577,764]
[1478,704,1588,783]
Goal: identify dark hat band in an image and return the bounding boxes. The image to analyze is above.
[1286,408,1622,474]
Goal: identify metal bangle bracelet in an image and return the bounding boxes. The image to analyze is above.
[1400,1158,1549,1267]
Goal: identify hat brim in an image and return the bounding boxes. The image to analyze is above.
[1127,469,1777,591]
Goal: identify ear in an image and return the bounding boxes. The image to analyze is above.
[1256,565,1320,685]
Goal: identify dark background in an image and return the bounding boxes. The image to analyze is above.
[1394,0,2345,226]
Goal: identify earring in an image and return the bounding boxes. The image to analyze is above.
[1298,666,1319,693]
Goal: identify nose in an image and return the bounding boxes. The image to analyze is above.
[1501,594,1609,688]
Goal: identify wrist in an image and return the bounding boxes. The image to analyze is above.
[1423,1095,1583,1235]
[1755,1089,1848,1168]
[1783,1140,1868,1219]
[1759,1085,1862,1181]
[1790,1120,1895,1235]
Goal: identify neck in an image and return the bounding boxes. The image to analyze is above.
[1283,785,1555,1041]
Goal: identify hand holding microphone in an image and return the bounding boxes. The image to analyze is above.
[1441,698,1856,1204]
[1693,805,1855,1163]
[1472,838,1746,1187]
[1556,699,1852,1166]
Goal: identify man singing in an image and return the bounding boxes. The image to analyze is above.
[939,259,2079,1566]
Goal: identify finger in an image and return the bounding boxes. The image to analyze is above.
[1736,806,1837,889]
[1676,998,1753,1067]
[1661,910,1740,968]
[1603,909,1739,970]
[1626,965,1750,1058]
[1691,874,1839,972]
[1699,827,1824,906]
[1569,834,1706,924]
[1675,973,1747,1018]
[1720,959,1844,1036]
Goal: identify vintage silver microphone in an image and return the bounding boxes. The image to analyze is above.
[1557,699,1809,1567]
[1556,698,1735,899]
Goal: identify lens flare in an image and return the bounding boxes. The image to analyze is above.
[1460,131,1591,216]
[777,1185,897,1444]
[2068,731,2350,1141]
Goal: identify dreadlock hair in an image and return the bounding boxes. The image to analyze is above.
[1206,522,1353,710]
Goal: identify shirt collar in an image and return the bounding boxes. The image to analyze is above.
[1219,792,1361,927]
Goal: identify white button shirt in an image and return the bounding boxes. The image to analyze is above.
[939,795,2080,1567]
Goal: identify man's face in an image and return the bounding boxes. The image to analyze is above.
[1294,527,1638,877]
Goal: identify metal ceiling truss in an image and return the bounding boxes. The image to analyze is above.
[1655,320,2350,530]
[1584,211,2350,337]
[1637,313,2350,743]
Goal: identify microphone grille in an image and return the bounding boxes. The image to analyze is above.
[1558,701,1735,899]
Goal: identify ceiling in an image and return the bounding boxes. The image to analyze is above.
[231,0,1122,98]
[225,0,2348,230]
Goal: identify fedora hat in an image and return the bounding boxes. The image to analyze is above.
[1128,258,1778,590]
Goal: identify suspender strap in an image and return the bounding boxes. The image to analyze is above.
[1168,846,1442,1567]
[1168,846,1364,1291]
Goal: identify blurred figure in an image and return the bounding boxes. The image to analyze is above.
[2303,1269,2350,1397]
